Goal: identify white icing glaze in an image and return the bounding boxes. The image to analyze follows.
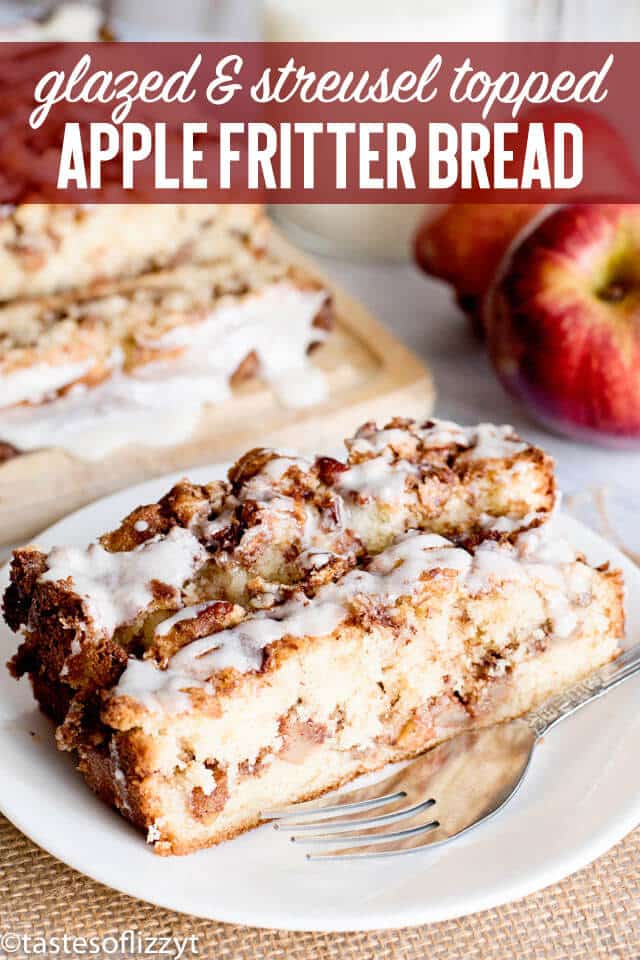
[116,658,200,714]
[352,419,527,461]
[546,599,578,639]
[362,532,472,588]
[338,455,417,502]
[0,359,95,408]
[114,532,472,711]
[340,421,529,512]
[113,522,598,714]
[133,520,149,533]
[462,423,527,461]
[272,364,328,409]
[299,549,340,570]
[415,420,526,460]
[179,599,346,676]
[472,529,589,640]
[465,542,528,593]
[417,419,472,447]
[0,371,213,462]
[206,452,342,557]
[482,511,545,534]
[195,510,235,542]
[241,454,312,502]
[40,527,207,636]
[0,285,327,461]
[261,455,310,480]
[516,526,576,564]
[349,427,418,456]
[147,283,327,392]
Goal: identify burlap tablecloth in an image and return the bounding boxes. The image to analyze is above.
[1,813,638,959]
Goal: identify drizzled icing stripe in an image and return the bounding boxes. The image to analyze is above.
[41,527,208,637]
[113,526,590,715]
[348,421,528,460]
[0,285,329,460]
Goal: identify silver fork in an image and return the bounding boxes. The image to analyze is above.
[263,643,640,860]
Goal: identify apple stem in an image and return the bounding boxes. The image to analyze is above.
[598,281,627,303]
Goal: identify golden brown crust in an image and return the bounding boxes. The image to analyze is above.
[99,480,225,553]
[50,542,624,850]
[5,417,617,857]
[3,546,48,634]
[4,418,559,719]
[75,739,415,855]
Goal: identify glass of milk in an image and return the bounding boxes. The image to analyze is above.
[0,1,103,37]
[263,0,510,261]
[108,0,258,40]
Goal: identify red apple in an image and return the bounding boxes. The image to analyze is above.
[414,106,640,336]
[486,204,640,446]
[414,204,542,334]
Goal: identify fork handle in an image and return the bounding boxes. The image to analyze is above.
[525,641,640,738]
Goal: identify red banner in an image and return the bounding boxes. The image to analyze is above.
[0,42,638,203]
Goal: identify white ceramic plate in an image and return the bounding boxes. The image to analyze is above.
[0,465,638,932]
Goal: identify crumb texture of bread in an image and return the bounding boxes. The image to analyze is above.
[0,204,264,303]
[3,418,624,854]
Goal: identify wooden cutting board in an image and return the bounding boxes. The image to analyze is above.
[0,229,434,546]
